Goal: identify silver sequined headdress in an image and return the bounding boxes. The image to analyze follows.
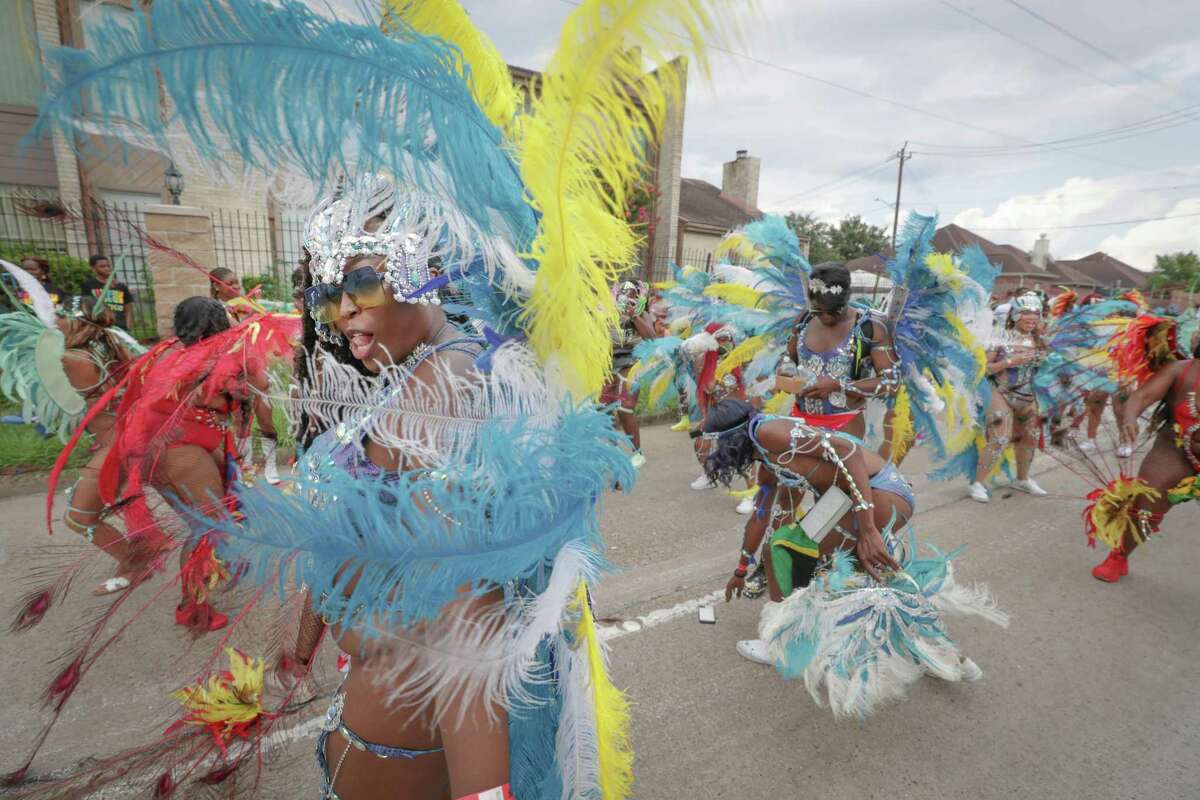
[303,174,439,304]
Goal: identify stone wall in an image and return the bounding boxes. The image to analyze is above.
[651,57,687,271]
[143,205,215,337]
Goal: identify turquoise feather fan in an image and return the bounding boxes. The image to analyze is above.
[0,313,83,442]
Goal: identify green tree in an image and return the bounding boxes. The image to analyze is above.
[784,212,889,263]
[1148,251,1200,290]
[828,214,889,262]
[784,212,835,263]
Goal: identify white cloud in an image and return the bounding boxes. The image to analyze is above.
[1099,198,1200,268]
[458,0,1200,260]
[951,170,1200,266]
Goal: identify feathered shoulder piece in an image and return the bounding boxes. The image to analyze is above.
[716,215,809,275]
[0,312,84,441]
[1050,289,1077,317]
[1111,314,1181,386]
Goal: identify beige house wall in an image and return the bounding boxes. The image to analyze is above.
[679,228,723,268]
[31,0,87,259]
[143,204,215,337]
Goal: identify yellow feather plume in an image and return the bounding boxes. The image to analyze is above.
[518,0,721,396]
[715,334,766,380]
[923,252,964,292]
[764,391,793,414]
[574,581,633,799]
[715,232,763,265]
[646,368,675,409]
[887,385,915,463]
[947,312,987,380]
[172,648,269,743]
[1086,478,1160,550]
[380,0,521,139]
[703,282,763,309]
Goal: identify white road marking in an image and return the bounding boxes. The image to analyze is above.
[598,589,726,641]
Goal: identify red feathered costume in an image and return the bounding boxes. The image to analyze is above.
[695,323,745,422]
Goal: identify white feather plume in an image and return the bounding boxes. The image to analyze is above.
[0,259,57,328]
[554,630,601,800]
[279,341,560,466]
[364,542,600,727]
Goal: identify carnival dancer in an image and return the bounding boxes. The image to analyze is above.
[705,399,1005,718]
[969,292,1049,502]
[604,278,657,468]
[8,0,731,792]
[1086,319,1200,582]
[0,262,145,592]
[207,267,286,484]
[781,261,897,441]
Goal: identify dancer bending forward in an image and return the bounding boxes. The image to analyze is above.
[707,399,1006,718]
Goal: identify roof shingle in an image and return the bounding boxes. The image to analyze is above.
[678,178,761,231]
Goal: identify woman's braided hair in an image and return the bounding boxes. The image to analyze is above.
[173,296,230,345]
[701,398,758,487]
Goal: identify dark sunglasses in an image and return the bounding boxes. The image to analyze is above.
[303,266,389,324]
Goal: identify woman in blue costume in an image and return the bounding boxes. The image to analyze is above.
[208,177,632,800]
[780,262,900,439]
[705,399,1005,717]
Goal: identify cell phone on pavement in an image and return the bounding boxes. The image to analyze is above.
[698,605,716,624]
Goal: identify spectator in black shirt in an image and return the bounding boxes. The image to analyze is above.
[80,254,134,330]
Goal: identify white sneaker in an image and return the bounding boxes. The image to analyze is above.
[630,451,646,469]
[968,482,990,503]
[690,473,714,490]
[1078,439,1096,452]
[959,657,983,682]
[735,639,772,666]
[736,496,755,515]
[1012,478,1048,496]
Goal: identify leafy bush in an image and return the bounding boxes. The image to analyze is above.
[242,266,295,302]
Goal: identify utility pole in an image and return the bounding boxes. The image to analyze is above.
[890,141,911,250]
[870,142,912,301]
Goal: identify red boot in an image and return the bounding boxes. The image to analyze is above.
[1092,550,1129,583]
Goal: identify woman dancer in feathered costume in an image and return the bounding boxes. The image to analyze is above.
[6,0,731,796]
[1084,314,1199,583]
[703,398,1006,718]
[0,261,147,594]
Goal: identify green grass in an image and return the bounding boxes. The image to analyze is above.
[0,420,89,473]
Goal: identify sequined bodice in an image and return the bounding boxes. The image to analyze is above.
[989,330,1042,393]
[795,315,858,413]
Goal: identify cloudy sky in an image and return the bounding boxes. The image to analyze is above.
[454,0,1200,270]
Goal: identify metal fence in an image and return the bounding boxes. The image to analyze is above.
[211,208,306,302]
[646,247,758,283]
[0,192,157,339]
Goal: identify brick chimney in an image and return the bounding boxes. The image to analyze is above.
[722,149,761,212]
[1031,233,1050,269]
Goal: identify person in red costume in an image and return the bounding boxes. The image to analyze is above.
[1092,348,1200,582]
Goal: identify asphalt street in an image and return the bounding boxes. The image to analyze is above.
[1,422,1197,799]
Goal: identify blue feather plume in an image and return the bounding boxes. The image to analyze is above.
[197,401,632,631]
[31,0,535,246]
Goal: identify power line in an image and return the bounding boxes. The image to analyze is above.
[931,0,1139,101]
[910,104,1200,157]
[970,210,1200,232]
[769,159,893,207]
[1002,0,1199,105]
